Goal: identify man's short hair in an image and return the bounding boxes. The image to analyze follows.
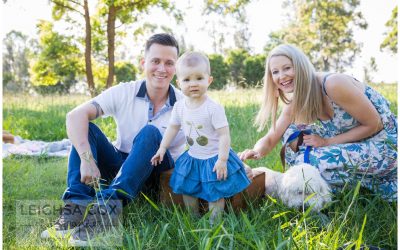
[145,33,179,55]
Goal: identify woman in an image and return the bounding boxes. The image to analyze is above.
[239,44,397,200]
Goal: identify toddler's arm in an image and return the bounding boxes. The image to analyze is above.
[151,124,180,166]
[213,126,230,180]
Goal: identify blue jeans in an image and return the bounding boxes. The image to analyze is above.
[62,123,174,206]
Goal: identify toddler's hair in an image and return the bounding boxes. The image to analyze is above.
[176,51,211,76]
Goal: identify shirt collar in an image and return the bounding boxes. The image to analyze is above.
[136,80,177,106]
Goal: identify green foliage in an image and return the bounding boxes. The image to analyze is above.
[30,21,83,94]
[243,54,266,87]
[264,30,285,56]
[2,87,397,248]
[380,6,398,54]
[2,31,31,91]
[115,61,137,83]
[225,49,250,87]
[363,57,378,84]
[274,0,367,72]
[204,0,251,15]
[2,94,116,141]
[208,54,230,90]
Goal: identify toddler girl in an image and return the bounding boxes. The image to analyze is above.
[151,51,250,221]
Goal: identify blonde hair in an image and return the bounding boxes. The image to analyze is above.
[255,44,323,131]
[176,51,211,77]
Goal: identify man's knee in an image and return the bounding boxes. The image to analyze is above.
[134,125,162,143]
[88,122,100,132]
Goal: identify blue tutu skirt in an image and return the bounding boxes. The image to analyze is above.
[169,149,251,202]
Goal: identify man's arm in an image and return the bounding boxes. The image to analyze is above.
[66,100,104,185]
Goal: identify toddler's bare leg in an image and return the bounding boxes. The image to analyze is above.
[208,198,225,225]
[182,195,199,216]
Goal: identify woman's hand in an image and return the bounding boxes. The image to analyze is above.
[303,134,328,147]
[238,149,262,161]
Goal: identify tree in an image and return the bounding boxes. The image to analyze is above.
[232,9,251,51]
[30,21,82,94]
[51,0,96,95]
[225,49,250,87]
[363,57,378,84]
[263,30,285,56]
[51,0,182,93]
[380,6,397,54]
[2,31,31,91]
[208,54,230,89]
[98,0,181,88]
[243,54,266,87]
[272,0,367,72]
[201,0,252,53]
[115,61,137,83]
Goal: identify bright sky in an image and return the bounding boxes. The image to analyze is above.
[1,0,398,83]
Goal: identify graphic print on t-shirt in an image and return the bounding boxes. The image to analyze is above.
[185,121,208,146]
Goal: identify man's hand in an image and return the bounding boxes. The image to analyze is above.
[213,159,228,181]
[151,147,166,166]
[80,156,101,187]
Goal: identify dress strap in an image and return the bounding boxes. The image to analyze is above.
[322,73,334,96]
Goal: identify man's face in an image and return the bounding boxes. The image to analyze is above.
[141,43,178,92]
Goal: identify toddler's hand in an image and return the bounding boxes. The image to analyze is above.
[150,147,166,166]
[213,159,228,181]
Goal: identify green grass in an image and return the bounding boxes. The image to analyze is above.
[2,85,397,249]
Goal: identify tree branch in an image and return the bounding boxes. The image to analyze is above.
[50,0,84,16]
[69,0,84,8]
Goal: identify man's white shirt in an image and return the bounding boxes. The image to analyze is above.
[94,80,186,161]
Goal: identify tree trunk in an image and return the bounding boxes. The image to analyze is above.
[323,57,330,72]
[84,0,95,96]
[106,3,116,89]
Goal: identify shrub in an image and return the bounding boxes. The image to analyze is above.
[209,54,230,89]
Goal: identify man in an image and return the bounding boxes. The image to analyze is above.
[41,33,186,246]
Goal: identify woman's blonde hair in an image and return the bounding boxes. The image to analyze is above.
[254,44,323,131]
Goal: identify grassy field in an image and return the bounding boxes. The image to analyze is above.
[2,84,397,249]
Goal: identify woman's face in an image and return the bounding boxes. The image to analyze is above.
[269,55,295,93]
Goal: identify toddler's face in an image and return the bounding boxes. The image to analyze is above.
[177,64,212,99]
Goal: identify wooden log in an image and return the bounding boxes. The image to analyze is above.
[159,168,265,212]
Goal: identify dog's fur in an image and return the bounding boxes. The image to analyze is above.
[253,163,331,212]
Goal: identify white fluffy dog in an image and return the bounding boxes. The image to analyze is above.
[253,163,331,212]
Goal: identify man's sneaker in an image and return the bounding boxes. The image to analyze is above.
[40,202,87,239]
[69,200,122,247]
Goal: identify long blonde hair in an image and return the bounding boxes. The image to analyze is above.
[255,44,323,131]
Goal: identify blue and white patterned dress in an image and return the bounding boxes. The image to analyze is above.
[283,77,397,201]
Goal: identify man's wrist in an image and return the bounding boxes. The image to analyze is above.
[80,151,95,164]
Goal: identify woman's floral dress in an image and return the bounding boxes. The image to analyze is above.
[283,80,397,201]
